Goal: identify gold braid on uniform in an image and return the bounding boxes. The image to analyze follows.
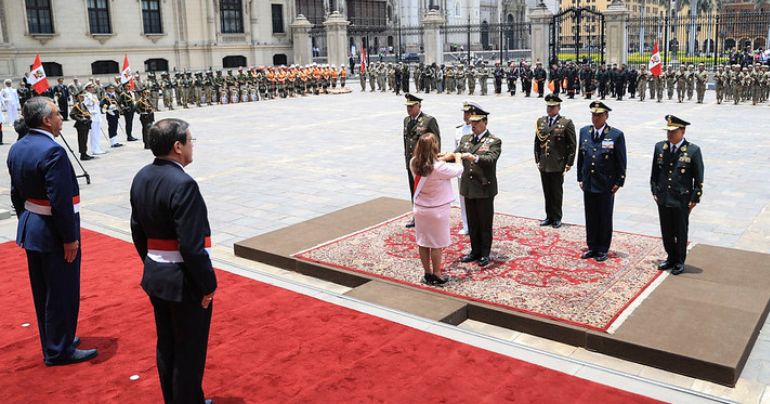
[535,119,551,155]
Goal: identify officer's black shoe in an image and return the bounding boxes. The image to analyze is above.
[405,219,415,228]
[478,256,490,267]
[551,220,562,229]
[594,252,609,262]
[45,348,98,366]
[111,143,124,148]
[580,250,595,259]
[80,154,94,161]
[671,264,685,275]
[460,254,479,263]
[72,336,81,347]
[127,136,139,141]
[539,218,553,226]
[657,260,674,270]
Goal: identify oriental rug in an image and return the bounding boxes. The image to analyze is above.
[294,209,668,332]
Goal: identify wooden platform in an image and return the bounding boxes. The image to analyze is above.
[234,197,770,387]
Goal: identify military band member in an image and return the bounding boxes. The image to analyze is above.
[403,93,441,228]
[100,84,123,148]
[446,104,501,267]
[535,94,576,228]
[69,91,93,160]
[136,89,155,149]
[533,62,547,98]
[520,62,533,97]
[651,115,704,275]
[119,84,139,142]
[577,101,627,262]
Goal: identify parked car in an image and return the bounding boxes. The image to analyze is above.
[401,52,421,62]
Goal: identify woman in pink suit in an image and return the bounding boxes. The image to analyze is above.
[410,133,464,286]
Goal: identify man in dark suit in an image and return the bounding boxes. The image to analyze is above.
[6,97,98,366]
[535,94,576,228]
[130,118,217,404]
[577,101,627,262]
[651,115,704,275]
[448,104,502,267]
[403,93,440,228]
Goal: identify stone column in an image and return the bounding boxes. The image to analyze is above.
[422,10,445,65]
[323,11,350,67]
[528,3,553,65]
[291,15,314,66]
[604,0,630,65]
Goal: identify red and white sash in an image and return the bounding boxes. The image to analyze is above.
[24,196,80,216]
[147,236,212,263]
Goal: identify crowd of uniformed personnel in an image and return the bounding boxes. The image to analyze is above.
[359,59,770,106]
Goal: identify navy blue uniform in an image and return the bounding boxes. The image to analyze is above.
[651,140,704,265]
[130,158,217,404]
[7,129,81,363]
[577,125,627,254]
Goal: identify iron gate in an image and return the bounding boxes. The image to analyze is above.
[550,7,605,66]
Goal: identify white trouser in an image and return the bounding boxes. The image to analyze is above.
[89,117,104,154]
[5,103,18,124]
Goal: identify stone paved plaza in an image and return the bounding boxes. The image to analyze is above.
[1,86,770,402]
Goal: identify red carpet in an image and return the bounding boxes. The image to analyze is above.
[0,229,658,403]
[295,210,667,331]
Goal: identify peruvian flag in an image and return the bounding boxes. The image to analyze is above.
[649,41,662,77]
[120,54,134,90]
[28,54,50,94]
[360,48,367,74]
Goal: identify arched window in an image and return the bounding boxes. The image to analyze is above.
[223,55,247,68]
[144,58,169,72]
[91,60,119,75]
[273,54,288,66]
[724,38,735,50]
[42,62,63,77]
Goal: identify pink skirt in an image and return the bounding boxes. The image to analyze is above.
[413,203,452,248]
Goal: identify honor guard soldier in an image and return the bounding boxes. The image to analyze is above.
[577,101,627,262]
[651,115,704,275]
[403,93,441,228]
[448,104,501,267]
[695,63,708,103]
[100,84,123,148]
[535,94,577,228]
[7,97,99,366]
[533,61,547,97]
[136,89,155,149]
[69,91,93,160]
[119,84,139,142]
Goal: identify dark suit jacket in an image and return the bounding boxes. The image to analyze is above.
[7,130,80,252]
[651,139,704,209]
[403,112,440,169]
[130,159,217,302]
[535,115,577,173]
[454,130,502,199]
[577,125,627,194]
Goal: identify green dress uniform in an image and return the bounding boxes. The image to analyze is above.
[403,94,441,201]
[535,95,576,226]
[455,105,500,266]
[651,116,704,274]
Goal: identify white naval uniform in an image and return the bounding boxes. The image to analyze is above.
[83,92,105,154]
[1,87,20,125]
[455,122,472,234]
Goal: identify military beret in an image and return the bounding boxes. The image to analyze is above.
[589,100,611,113]
[404,93,422,106]
[663,114,690,131]
[545,93,562,106]
[468,104,489,122]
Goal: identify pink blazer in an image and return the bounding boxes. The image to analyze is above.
[411,160,464,207]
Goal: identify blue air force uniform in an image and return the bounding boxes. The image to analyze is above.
[577,102,627,259]
[130,158,217,404]
[7,129,82,363]
[651,115,704,274]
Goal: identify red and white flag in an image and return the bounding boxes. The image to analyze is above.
[649,41,662,77]
[28,54,50,94]
[120,54,134,90]
[360,47,367,74]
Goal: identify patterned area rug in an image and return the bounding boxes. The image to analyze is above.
[294,209,667,332]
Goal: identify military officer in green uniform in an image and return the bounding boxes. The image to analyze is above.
[442,104,501,267]
[535,94,576,228]
[651,115,704,275]
[577,101,627,262]
[403,93,441,228]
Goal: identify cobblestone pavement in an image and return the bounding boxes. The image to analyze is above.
[0,86,769,402]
